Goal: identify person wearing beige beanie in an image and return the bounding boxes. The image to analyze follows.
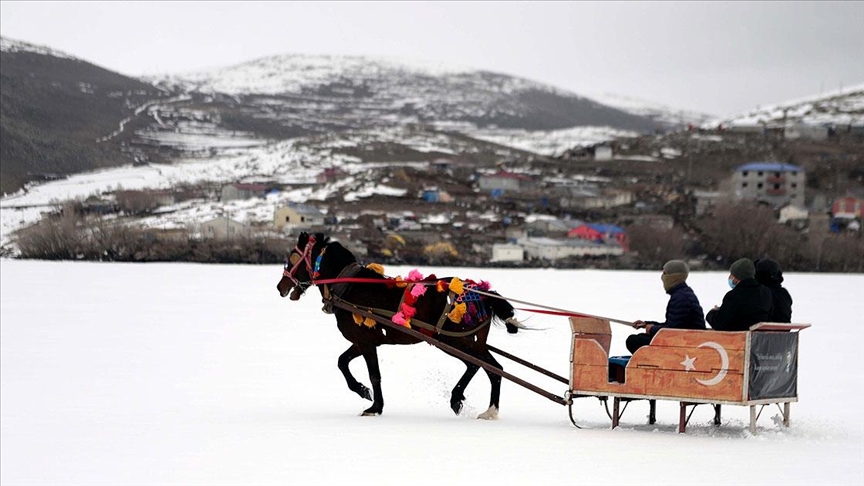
[627,260,706,354]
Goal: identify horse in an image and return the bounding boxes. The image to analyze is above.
[276,232,523,419]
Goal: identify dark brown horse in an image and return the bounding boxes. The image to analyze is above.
[276,232,522,419]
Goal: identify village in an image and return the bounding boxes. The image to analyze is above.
[24,119,861,272]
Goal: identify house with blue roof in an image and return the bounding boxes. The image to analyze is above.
[732,162,805,208]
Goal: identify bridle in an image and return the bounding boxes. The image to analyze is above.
[283,235,318,292]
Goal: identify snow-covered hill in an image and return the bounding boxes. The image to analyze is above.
[588,92,715,127]
[0,36,78,60]
[709,84,864,127]
[147,53,660,133]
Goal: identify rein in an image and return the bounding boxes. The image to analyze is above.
[312,277,400,285]
[284,238,632,327]
[316,275,634,327]
[467,288,634,326]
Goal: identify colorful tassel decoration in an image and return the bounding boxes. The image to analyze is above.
[366,263,385,275]
[449,277,464,295]
[403,290,418,306]
[447,303,467,323]
[410,284,427,298]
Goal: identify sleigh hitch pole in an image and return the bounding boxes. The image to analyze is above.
[331,301,568,407]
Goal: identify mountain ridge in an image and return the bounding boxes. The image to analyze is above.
[1,36,676,194]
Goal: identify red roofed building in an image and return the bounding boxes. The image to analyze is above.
[568,223,629,251]
[832,196,864,219]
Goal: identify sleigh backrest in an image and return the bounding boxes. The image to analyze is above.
[569,316,611,356]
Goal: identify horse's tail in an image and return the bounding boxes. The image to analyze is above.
[485,290,526,334]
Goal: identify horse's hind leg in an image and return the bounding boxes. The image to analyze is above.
[450,359,481,415]
[477,351,503,420]
[338,345,371,401]
[360,347,384,416]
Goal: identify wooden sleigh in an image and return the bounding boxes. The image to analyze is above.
[568,316,811,433]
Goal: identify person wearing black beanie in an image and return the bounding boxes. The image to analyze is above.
[755,258,793,323]
[707,258,774,331]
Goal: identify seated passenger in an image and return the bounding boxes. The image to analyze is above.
[706,258,773,331]
[755,258,793,323]
[626,260,705,354]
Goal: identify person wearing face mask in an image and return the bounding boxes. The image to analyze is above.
[627,260,706,354]
[706,258,774,331]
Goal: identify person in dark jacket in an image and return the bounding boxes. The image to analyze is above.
[706,258,773,331]
[627,260,706,353]
[755,258,793,323]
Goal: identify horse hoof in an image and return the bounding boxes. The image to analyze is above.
[356,385,372,401]
[361,410,381,417]
[477,406,499,420]
[450,401,463,415]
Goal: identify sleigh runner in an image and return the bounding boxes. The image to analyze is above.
[277,232,809,434]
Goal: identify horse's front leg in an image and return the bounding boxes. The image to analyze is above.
[360,346,384,416]
[450,359,480,415]
[338,345,371,401]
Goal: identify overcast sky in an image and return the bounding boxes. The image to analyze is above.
[1,1,862,117]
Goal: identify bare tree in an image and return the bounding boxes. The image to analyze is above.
[627,225,686,267]
[698,202,792,264]
[15,206,83,259]
[115,190,160,215]
[820,235,864,272]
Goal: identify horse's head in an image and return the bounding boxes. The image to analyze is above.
[277,232,327,300]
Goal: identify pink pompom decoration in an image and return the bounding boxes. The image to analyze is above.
[410,284,427,297]
[408,269,424,281]
[392,312,406,325]
[477,280,491,291]
[401,303,416,318]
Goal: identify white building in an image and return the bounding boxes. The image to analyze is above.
[491,243,524,263]
[274,203,326,231]
[560,188,633,210]
[779,205,809,224]
[519,237,623,260]
[200,217,251,239]
[784,124,829,141]
[594,145,613,161]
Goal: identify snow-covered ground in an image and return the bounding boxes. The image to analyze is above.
[2,260,862,485]
[462,125,640,157]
